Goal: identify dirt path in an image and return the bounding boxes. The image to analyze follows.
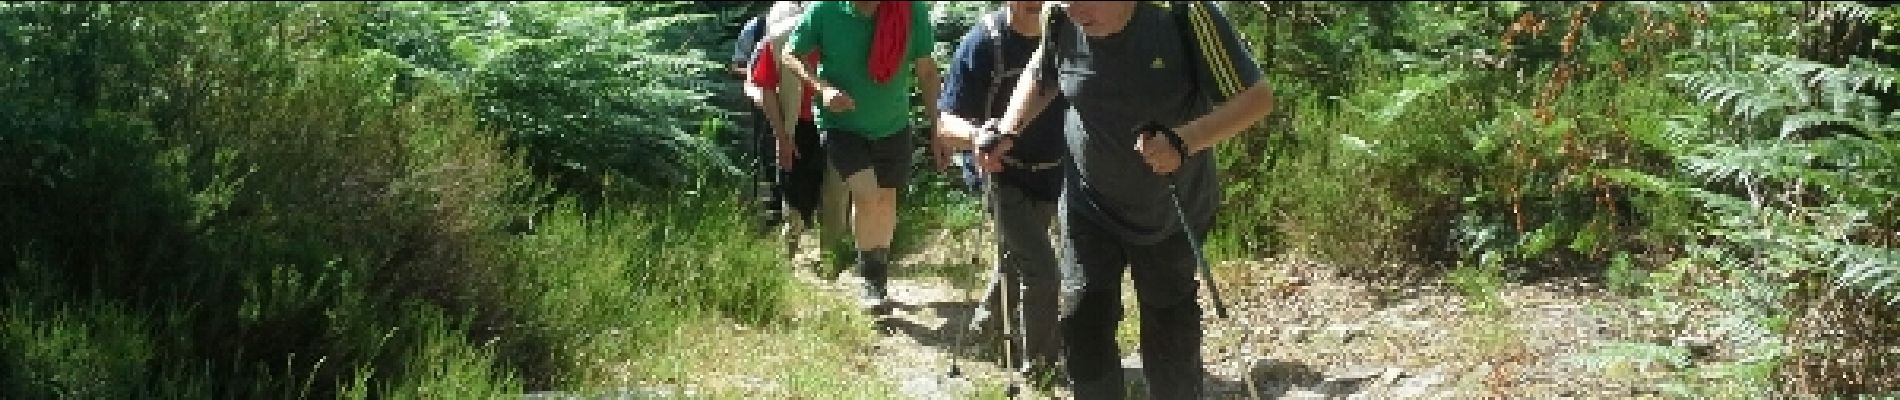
[791,228,1678,399]
[787,229,1037,399]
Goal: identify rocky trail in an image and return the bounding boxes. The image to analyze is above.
[791,227,1687,399]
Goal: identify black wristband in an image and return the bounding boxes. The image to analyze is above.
[976,121,1010,153]
[1140,121,1190,158]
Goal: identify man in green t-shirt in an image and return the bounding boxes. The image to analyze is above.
[782,1,939,311]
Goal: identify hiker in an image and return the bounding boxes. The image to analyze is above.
[972,2,1277,398]
[732,13,784,234]
[934,0,1067,386]
[782,1,940,310]
[747,1,852,259]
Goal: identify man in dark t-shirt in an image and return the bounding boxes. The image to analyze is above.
[935,0,1068,386]
[973,2,1277,398]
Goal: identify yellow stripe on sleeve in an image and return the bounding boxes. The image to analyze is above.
[1186,2,1242,99]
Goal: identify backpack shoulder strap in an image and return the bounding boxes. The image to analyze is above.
[1163,1,1210,106]
[982,10,1009,122]
[1168,1,1246,104]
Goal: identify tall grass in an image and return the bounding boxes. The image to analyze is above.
[503,181,792,387]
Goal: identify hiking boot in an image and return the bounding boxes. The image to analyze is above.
[859,278,889,310]
[857,248,891,312]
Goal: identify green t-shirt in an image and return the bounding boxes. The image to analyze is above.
[787,1,935,139]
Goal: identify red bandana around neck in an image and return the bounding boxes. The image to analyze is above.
[867,1,910,84]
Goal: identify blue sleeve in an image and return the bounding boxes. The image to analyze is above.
[733,17,764,67]
[937,23,996,120]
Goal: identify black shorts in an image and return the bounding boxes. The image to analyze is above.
[823,128,913,189]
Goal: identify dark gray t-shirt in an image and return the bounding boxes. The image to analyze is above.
[1035,2,1263,245]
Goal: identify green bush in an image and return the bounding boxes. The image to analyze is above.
[2,276,164,398]
[0,2,670,396]
[1221,56,1501,276]
[1564,2,1900,396]
[361,2,737,202]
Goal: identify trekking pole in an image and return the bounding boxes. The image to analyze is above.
[1151,129,1260,400]
[1169,182,1228,319]
[983,176,1025,398]
[1164,174,1230,321]
[945,179,992,380]
[947,147,1024,398]
[1139,120,1230,319]
[1170,193,1266,400]
[943,151,986,377]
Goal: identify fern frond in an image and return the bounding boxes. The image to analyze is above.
[1758,54,1900,134]
[1569,342,1693,373]
[1359,72,1464,127]
[1810,1,1879,26]
[1597,168,1681,195]
[1842,57,1900,94]
[1771,54,1900,95]
[1780,110,1873,139]
[1677,139,1811,188]
[1829,242,1900,305]
[1651,115,1724,154]
[1641,10,1899,389]
[1671,70,1806,123]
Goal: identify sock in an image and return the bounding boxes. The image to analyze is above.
[858,248,890,284]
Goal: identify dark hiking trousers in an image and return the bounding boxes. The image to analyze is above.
[1059,198,1207,400]
[985,181,1062,375]
[750,108,784,227]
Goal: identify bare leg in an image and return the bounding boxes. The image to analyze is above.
[845,169,899,307]
[843,170,898,250]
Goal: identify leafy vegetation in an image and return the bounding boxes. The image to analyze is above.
[2,0,1896,398]
[0,1,810,397]
[1214,1,1900,396]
